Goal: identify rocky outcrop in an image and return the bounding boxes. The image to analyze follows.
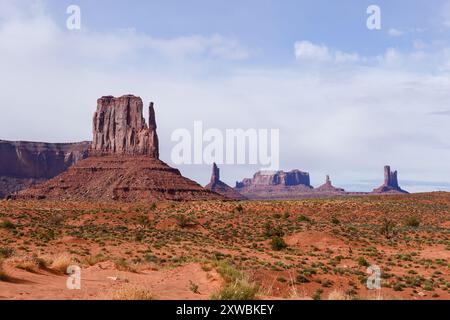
[316,175,345,193]
[236,170,312,188]
[235,170,313,200]
[92,95,159,158]
[205,163,246,200]
[15,95,223,202]
[0,140,90,198]
[372,165,408,194]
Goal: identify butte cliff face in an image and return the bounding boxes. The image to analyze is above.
[205,163,246,200]
[236,170,312,189]
[235,170,314,200]
[92,95,159,158]
[0,140,89,198]
[16,95,222,202]
[372,165,408,194]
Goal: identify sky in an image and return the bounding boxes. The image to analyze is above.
[1,0,450,192]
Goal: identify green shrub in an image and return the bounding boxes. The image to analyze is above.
[271,236,288,251]
[357,257,370,267]
[0,247,14,259]
[0,220,15,230]
[297,215,311,223]
[211,278,259,300]
[331,216,340,225]
[405,217,420,228]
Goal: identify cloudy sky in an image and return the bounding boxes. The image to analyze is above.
[1,0,450,192]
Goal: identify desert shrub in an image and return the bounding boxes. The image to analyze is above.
[358,257,370,267]
[0,247,14,259]
[263,222,284,238]
[235,204,244,213]
[0,220,15,230]
[144,254,158,263]
[150,203,157,211]
[111,286,153,300]
[174,214,194,228]
[271,236,288,251]
[215,260,242,283]
[50,253,72,274]
[331,216,340,225]
[393,282,403,291]
[212,260,259,300]
[84,254,106,266]
[189,280,200,294]
[0,261,10,282]
[14,255,47,272]
[328,290,351,300]
[405,217,420,228]
[49,214,64,226]
[312,288,324,300]
[297,215,311,223]
[380,218,397,239]
[211,278,259,300]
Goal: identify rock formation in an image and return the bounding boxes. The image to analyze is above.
[15,95,223,202]
[372,165,408,194]
[91,95,159,157]
[235,170,313,200]
[205,163,246,200]
[0,140,89,198]
[316,175,345,193]
[236,170,312,189]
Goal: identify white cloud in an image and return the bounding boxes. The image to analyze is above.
[335,51,360,63]
[388,28,404,37]
[294,41,331,61]
[294,40,360,63]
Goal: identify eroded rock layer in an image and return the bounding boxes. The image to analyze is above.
[0,140,90,198]
[15,156,222,201]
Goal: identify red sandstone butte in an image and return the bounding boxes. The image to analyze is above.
[15,95,223,202]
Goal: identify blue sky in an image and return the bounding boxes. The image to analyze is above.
[1,0,450,192]
[44,0,447,60]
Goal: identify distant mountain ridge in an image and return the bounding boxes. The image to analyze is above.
[0,140,90,198]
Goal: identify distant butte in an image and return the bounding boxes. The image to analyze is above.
[316,175,346,193]
[372,165,408,194]
[205,163,246,200]
[14,95,223,202]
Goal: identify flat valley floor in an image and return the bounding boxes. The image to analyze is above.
[0,193,449,300]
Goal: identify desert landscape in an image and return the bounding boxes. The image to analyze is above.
[0,193,449,300]
[0,94,449,301]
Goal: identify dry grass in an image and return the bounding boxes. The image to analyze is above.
[110,286,154,300]
[327,290,352,300]
[50,253,72,274]
[9,254,48,273]
[0,260,11,282]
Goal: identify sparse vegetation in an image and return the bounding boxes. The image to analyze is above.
[0,193,448,300]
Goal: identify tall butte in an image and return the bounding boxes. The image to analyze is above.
[372,165,408,194]
[205,163,246,200]
[15,95,223,201]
